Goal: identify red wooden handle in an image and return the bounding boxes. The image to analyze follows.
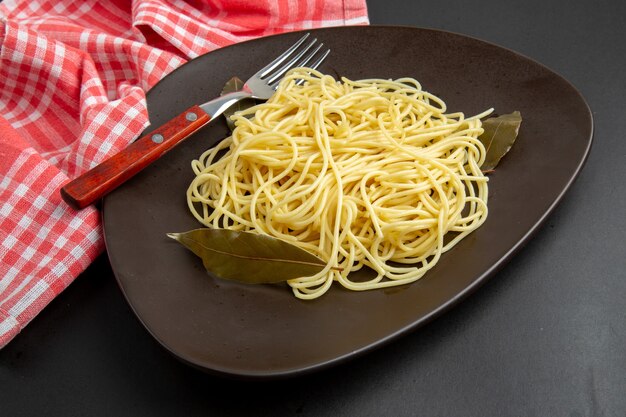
[60,105,210,209]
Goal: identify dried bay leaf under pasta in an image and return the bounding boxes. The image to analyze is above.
[167,228,327,284]
[479,111,522,171]
[220,76,257,132]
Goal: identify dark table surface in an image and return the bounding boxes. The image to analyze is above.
[2,1,625,416]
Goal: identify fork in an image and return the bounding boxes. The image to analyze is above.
[60,33,330,210]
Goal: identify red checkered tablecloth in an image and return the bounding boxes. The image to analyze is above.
[0,0,369,348]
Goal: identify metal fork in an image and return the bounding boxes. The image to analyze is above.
[60,33,330,210]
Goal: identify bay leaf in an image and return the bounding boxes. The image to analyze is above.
[167,228,326,284]
[478,111,522,171]
[220,76,257,132]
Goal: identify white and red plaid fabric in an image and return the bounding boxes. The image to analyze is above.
[0,0,369,348]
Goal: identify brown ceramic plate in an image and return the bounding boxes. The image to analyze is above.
[102,26,592,379]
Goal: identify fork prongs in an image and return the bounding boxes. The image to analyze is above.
[292,47,331,86]
[265,36,325,85]
[258,33,311,78]
[306,48,330,72]
[257,33,331,88]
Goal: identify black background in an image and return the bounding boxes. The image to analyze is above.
[2,0,625,416]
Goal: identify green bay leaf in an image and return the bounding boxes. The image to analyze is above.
[220,76,257,132]
[478,111,522,171]
[167,228,326,284]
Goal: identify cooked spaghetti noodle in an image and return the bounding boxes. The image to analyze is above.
[187,68,491,299]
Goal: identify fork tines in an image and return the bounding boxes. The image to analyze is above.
[258,33,331,89]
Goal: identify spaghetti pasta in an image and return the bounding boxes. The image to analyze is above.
[186,68,492,299]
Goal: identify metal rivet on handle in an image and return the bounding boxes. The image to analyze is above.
[151,133,164,144]
[186,112,198,122]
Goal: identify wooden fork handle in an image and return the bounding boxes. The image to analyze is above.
[60,105,210,210]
